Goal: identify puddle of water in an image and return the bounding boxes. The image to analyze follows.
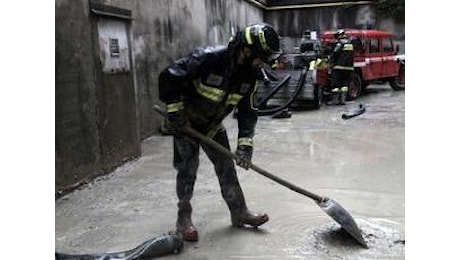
[283,218,405,259]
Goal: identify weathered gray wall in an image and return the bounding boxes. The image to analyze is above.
[56,0,142,193]
[265,4,404,52]
[56,0,102,192]
[55,0,262,194]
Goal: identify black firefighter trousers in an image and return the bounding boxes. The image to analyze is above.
[173,127,248,216]
[329,69,353,92]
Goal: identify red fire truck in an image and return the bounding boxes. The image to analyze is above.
[316,29,405,100]
[255,29,405,114]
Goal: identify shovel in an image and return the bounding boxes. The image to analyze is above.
[153,106,368,248]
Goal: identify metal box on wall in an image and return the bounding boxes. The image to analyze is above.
[97,18,131,74]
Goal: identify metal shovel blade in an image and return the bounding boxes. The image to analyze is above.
[318,197,368,248]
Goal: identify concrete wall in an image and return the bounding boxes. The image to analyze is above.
[56,0,102,192]
[55,0,262,194]
[56,0,142,193]
[264,4,404,53]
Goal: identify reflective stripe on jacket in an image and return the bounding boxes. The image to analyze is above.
[159,45,258,140]
[330,38,354,70]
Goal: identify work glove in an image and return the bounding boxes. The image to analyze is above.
[235,145,253,170]
[165,110,187,136]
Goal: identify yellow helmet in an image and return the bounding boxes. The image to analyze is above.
[335,29,346,39]
[241,23,282,63]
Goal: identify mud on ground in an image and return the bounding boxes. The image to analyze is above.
[56,84,405,259]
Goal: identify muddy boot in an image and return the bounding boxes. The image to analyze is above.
[330,94,340,105]
[329,88,340,105]
[176,202,198,242]
[231,209,269,228]
[339,86,348,105]
[339,92,347,105]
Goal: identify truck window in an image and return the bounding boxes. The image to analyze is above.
[350,36,364,54]
[382,38,393,52]
[370,38,380,53]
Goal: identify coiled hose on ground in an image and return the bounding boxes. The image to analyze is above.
[255,67,308,116]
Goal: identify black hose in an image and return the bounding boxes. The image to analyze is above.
[256,68,308,116]
[255,74,291,108]
[342,104,366,119]
[56,232,183,260]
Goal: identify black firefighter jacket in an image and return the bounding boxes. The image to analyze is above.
[159,45,259,146]
[330,38,354,71]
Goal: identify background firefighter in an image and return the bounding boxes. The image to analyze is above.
[158,23,282,242]
[328,29,354,105]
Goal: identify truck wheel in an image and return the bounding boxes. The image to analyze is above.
[390,64,405,90]
[347,73,362,101]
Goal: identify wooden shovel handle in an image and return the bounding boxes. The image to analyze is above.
[154,105,324,203]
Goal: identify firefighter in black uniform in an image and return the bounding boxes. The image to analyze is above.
[328,29,354,105]
[158,23,282,242]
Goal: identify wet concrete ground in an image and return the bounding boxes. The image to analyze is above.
[55,83,405,259]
